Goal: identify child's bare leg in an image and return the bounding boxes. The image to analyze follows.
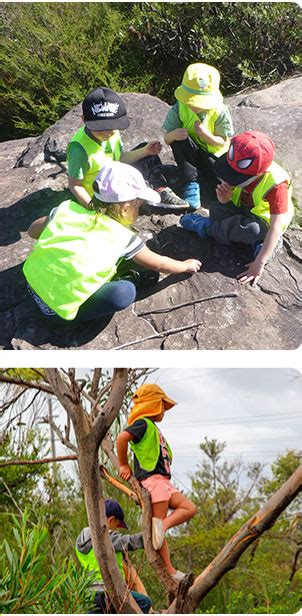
[163,491,196,532]
[152,501,176,574]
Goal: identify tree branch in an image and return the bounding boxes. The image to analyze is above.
[167,464,302,613]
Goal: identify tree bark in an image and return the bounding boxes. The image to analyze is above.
[44,368,140,614]
[166,464,302,613]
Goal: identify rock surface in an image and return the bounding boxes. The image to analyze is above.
[0,79,301,350]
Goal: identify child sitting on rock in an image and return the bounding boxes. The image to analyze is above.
[24,161,201,322]
[117,383,197,582]
[180,130,294,287]
[162,62,234,209]
[67,86,187,209]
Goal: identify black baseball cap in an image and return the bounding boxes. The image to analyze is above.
[105,499,128,528]
[82,87,130,131]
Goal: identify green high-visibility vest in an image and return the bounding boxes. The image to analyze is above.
[67,127,122,197]
[178,102,229,156]
[231,161,294,231]
[130,417,173,472]
[76,546,125,585]
[23,200,136,320]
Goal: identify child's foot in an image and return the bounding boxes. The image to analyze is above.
[152,517,165,550]
[180,213,213,238]
[157,187,190,209]
[182,181,201,210]
[170,570,186,581]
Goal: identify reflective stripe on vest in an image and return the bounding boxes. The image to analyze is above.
[23,200,135,320]
[76,547,124,585]
[178,102,229,156]
[130,417,173,472]
[231,161,294,231]
[67,127,122,197]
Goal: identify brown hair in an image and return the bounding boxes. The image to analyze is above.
[88,195,132,226]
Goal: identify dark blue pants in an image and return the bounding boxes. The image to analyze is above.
[76,280,136,322]
[89,590,151,613]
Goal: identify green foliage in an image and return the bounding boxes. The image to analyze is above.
[1,2,300,140]
[0,512,92,613]
[1,3,123,139]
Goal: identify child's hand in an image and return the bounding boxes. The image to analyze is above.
[145,141,162,156]
[194,121,211,140]
[182,259,202,273]
[119,464,132,481]
[172,128,188,141]
[237,260,265,287]
[216,181,233,204]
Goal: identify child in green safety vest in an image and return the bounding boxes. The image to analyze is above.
[163,63,234,209]
[180,130,294,287]
[76,498,151,614]
[24,161,201,322]
[69,86,189,209]
[117,383,197,582]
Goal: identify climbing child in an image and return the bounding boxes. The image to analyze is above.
[117,384,197,582]
[76,498,151,613]
[180,130,294,287]
[163,62,234,209]
[24,161,201,322]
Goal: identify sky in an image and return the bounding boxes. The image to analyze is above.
[39,367,302,492]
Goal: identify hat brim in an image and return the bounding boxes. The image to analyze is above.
[137,186,161,204]
[85,115,130,131]
[174,86,223,110]
[214,153,255,187]
[163,395,177,410]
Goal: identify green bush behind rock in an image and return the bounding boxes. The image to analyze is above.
[1,2,301,141]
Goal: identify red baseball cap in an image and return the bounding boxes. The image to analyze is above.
[214,131,275,186]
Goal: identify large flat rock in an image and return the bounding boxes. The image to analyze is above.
[1,83,301,350]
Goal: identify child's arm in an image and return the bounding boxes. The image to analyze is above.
[68,177,92,208]
[194,121,227,147]
[120,140,162,164]
[164,128,188,145]
[133,246,201,275]
[116,431,133,480]
[27,216,50,239]
[237,214,283,287]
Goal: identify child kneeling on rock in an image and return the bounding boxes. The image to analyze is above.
[180,131,294,287]
[24,161,201,323]
[117,384,197,582]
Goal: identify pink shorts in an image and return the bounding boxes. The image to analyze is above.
[140,474,179,503]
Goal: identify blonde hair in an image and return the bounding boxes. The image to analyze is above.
[88,195,133,227]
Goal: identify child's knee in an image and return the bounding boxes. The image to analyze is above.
[187,500,197,519]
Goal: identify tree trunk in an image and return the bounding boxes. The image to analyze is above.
[166,464,302,613]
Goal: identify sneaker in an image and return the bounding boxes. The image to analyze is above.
[157,187,190,209]
[152,517,165,550]
[124,269,160,288]
[253,236,283,260]
[182,181,201,210]
[180,213,213,238]
[170,570,186,582]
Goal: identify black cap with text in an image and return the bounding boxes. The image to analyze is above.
[82,87,130,131]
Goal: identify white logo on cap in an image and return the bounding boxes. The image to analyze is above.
[91,102,119,116]
[198,78,208,90]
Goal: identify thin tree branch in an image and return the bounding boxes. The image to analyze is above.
[0,374,53,394]
[136,293,238,316]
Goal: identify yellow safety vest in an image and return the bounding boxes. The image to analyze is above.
[23,200,136,320]
[178,102,229,156]
[76,546,124,585]
[130,417,173,471]
[67,127,122,197]
[232,161,294,230]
